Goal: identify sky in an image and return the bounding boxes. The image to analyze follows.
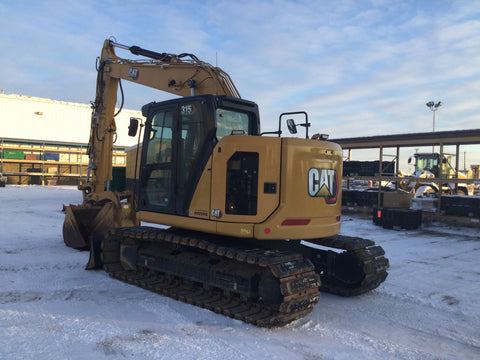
[1,0,480,146]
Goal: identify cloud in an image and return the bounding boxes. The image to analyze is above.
[0,0,479,141]
[243,1,480,136]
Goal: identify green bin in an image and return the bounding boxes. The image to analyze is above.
[3,150,24,159]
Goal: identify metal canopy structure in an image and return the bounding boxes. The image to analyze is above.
[330,128,480,214]
[331,128,480,149]
[331,127,480,183]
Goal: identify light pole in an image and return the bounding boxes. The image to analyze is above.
[426,101,442,132]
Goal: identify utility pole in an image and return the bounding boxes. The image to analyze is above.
[426,101,442,132]
[426,101,442,152]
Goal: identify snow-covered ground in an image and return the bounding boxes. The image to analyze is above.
[1,185,479,360]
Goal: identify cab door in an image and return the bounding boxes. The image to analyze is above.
[138,105,177,214]
[137,98,215,216]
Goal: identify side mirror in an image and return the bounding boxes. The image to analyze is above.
[286,119,297,134]
[128,118,139,137]
[408,157,412,164]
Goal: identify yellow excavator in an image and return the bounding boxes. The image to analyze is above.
[63,39,389,327]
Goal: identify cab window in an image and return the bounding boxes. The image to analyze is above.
[216,109,251,139]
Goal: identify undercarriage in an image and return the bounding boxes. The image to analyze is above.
[94,227,389,327]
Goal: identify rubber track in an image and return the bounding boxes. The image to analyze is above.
[101,227,321,327]
[305,235,389,297]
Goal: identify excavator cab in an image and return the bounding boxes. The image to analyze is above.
[136,95,260,217]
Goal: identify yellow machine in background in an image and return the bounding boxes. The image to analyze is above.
[63,39,388,327]
[406,153,474,197]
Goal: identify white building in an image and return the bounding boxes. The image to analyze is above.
[0,93,143,185]
[0,92,141,147]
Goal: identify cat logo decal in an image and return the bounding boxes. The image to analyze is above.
[308,168,338,204]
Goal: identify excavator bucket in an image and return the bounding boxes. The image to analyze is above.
[63,205,94,250]
[63,199,138,269]
[62,203,114,250]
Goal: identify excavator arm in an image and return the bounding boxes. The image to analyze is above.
[64,39,240,250]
